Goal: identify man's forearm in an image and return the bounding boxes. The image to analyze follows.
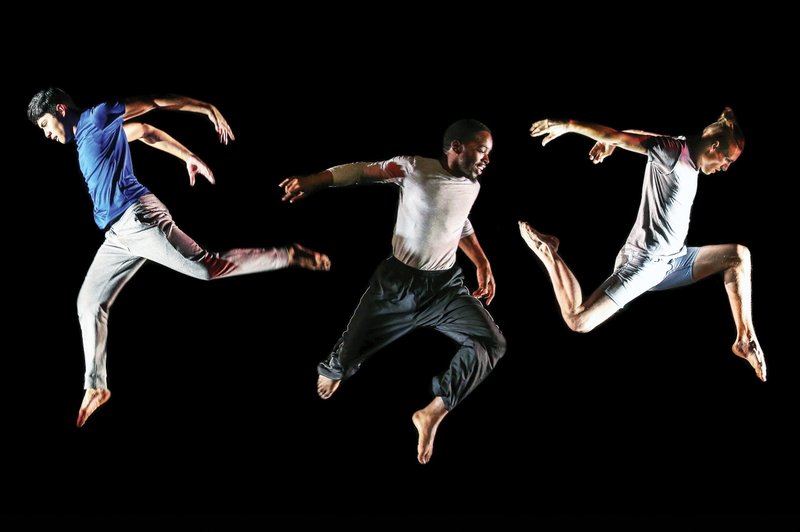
[124,94,210,121]
[150,95,209,115]
[139,128,193,162]
[459,233,490,270]
[566,120,648,153]
[328,162,371,186]
[565,120,623,143]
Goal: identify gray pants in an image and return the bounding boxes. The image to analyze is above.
[78,194,289,389]
[318,257,506,410]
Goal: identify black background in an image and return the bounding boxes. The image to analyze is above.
[5,20,795,524]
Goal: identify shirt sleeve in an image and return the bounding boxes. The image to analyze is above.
[329,155,413,186]
[461,218,475,238]
[645,136,684,172]
[89,101,126,131]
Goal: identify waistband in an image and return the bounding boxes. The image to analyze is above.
[386,256,459,277]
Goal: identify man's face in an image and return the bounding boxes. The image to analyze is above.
[698,139,741,175]
[455,131,493,179]
[37,109,71,144]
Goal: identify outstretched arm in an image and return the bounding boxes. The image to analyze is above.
[280,160,407,203]
[280,170,334,203]
[589,129,663,164]
[530,119,649,155]
[122,95,235,145]
[459,232,495,305]
[123,122,215,186]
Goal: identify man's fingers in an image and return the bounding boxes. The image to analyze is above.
[282,190,304,202]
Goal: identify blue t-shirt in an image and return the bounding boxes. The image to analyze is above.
[75,101,150,229]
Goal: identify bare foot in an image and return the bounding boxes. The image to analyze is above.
[518,221,560,257]
[733,338,767,382]
[76,388,111,427]
[317,374,341,399]
[288,243,331,271]
[412,397,448,464]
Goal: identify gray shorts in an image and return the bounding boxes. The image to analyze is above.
[601,246,701,308]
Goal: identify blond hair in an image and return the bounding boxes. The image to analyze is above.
[703,107,745,151]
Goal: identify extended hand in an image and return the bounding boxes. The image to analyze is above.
[588,141,616,164]
[530,119,569,146]
[186,155,215,186]
[279,176,313,203]
[207,104,236,145]
[472,267,496,305]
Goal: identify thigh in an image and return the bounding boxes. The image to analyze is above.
[689,244,743,281]
[341,261,421,349]
[425,283,501,343]
[130,195,206,259]
[119,195,213,277]
[601,251,671,308]
[649,247,702,292]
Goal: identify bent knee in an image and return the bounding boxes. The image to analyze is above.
[734,244,751,266]
[483,332,507,367]
[492,334,508,358]
[195,270,215,281]
[565,314,596,334]
[199,255,236,280]
[77,296,109,320]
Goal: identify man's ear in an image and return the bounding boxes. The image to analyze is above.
[451,140,464,154]
[56,103,67,117]
[709,139,720,152]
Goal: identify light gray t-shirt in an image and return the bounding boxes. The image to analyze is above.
[329,155,479,270]
[624,136,698,258]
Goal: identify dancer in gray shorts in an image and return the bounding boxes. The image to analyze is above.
[520,108,766,381]
[28,88,331,427]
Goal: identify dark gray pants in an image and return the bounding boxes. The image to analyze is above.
[318,257,506,410]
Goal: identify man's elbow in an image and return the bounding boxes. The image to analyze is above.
[138,124,160,144]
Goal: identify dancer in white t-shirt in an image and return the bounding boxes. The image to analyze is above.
[281,119,506,464]
[520,108,766,381]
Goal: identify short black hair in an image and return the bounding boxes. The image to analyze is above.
[442,119,491,153]
[27,88,79,124]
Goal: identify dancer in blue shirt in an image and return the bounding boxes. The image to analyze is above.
[28,88,331,427]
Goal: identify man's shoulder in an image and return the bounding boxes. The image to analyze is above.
[404,155,441,174]
[646,135,686,168]
[80,101,126,132]
[645,135,685,151]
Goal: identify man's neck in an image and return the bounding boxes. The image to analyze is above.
[439,155,462,177]
[686,134,702,167]
[66,111,80,142]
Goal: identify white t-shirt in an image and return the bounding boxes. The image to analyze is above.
[623,136,698,258]
[329,155,479,270]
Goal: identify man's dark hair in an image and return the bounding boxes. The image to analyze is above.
[27,88,79,124]
[442,119,491,153]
